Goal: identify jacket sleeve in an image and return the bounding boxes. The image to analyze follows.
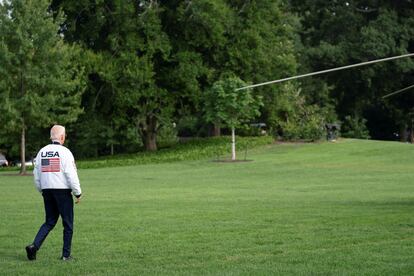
[63,150,82,197]
[33,152,42,193]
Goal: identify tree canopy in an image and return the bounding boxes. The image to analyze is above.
[1,0,413,161]
[0,0,85,172]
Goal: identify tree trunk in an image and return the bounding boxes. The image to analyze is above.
[142,116,158,151]
[20,123,26,175]
[231,127,236,161]
[411,119,414,143]
[110,122,114,155]
[19,69,26,175]
[399,124,408,142]
[213,124,221,136]
[144,133,157,151]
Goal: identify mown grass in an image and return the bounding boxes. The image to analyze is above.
[0,139,413,275]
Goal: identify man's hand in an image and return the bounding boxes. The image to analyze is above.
[75,195,82,204]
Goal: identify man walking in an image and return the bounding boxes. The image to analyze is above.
[26,125,82,261]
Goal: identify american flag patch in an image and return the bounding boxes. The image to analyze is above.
[41,158,61,172]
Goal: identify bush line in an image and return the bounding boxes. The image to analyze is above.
[76,136,273,169]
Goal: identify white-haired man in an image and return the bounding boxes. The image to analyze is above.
[26,125,82,261]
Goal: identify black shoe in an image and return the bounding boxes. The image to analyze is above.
[60,256,73,261]
[25,244,37,261]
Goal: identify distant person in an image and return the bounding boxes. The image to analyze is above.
[26,125,82,261]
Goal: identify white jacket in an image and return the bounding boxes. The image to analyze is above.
[33,142,82,197]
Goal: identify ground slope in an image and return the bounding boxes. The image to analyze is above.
[0,139,413,275]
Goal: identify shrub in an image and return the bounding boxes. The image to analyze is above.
[278,101,325,141]
[157,121,179,148]
[341,115,370,139]
[76,136,274,169]
[266,83,326,141]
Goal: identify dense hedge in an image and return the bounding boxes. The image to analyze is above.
[76,136,273,169]
[0,136,273,172]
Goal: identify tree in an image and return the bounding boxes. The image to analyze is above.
[50,0,302,153]
[204,76,262,160]
[51,0,174,152]
[224,0,300,137]
[49,1,140,156]
[289,0,414,140]
[0,0,85,174]
[111,1,172,151]
[162,0,234,136]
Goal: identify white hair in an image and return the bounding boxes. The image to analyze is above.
[50,125,65,141]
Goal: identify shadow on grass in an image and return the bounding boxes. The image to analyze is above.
[0,249,27,262]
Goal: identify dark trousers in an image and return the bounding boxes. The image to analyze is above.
[33,189,74,258]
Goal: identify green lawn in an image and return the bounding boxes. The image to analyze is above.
[1,139,413,275]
